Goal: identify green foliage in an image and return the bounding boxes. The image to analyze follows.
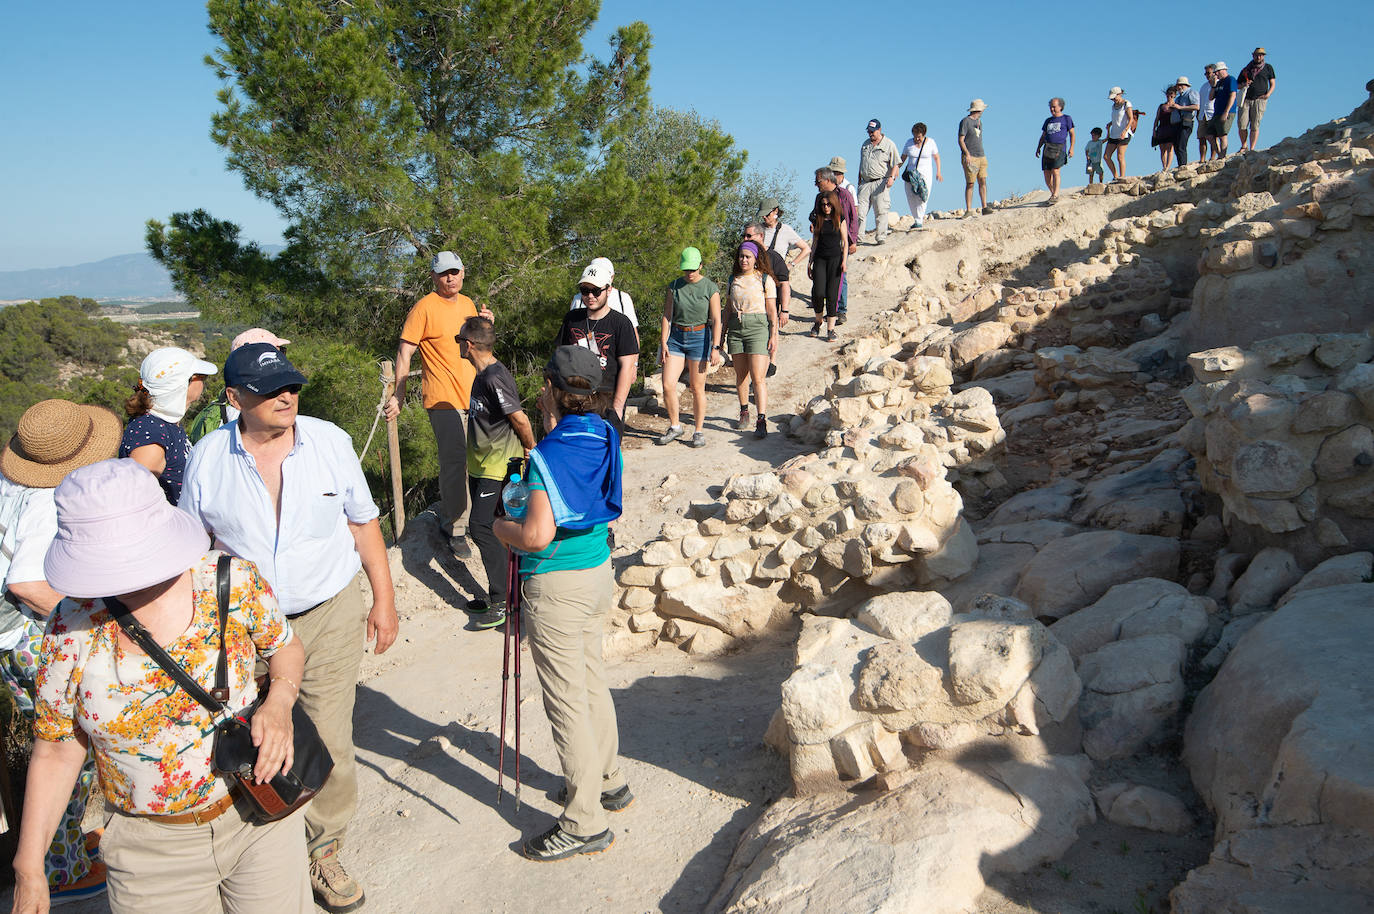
[0,298,131,442]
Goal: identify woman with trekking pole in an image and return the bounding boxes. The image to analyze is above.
[493,345,629,862]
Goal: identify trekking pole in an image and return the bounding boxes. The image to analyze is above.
[497,547,514,805]
[511,556,523,812]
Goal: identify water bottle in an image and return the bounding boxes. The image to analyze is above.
[502,474,529,520]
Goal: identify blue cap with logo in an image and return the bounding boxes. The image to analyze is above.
[224,343,308,394]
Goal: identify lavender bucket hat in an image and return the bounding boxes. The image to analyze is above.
[45,459,210,598]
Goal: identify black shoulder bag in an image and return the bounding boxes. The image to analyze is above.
[107,554,333,822]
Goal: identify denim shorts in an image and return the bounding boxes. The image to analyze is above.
[666,324,710,360]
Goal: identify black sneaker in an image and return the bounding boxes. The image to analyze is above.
[766,362,777,378]
[523,825,614,862]
[556,783,636,812]
[464,598,489,615]
[754,416,767,439]
[450,534,473,559]
[836,314,847,326]
[472,606,506,630]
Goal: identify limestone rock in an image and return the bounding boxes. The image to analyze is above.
[1077,634,1186,760]
[1049,578,1211,659]
[1014,531,1180,618]
[854,591,953,641]
[1104,784,1194,834]
[727,472,782,501]
[657,580,773,637]
[1228,547,1302,614]
[1276,552,1374,608]
[707,752,1094,914]
[984,479,1082,526]
[947,620,1047,707]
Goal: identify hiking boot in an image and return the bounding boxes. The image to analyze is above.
[836,314,847,326]
[981,206,994,215]
[754,416,767,439]
[810,323,821,337]
[656,425,684,446]
[736,406,750,431]
[689,431,707,448]
[310,843,366,913]
[523,825,614,862]
[449,534,472,559]
[556,783,636,811]
[766,362,777,378]
[473,606,506,630]
[51,860,107,906]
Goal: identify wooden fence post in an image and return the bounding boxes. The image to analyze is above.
[381,360,406,541]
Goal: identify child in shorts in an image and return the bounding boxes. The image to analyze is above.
[1085,128,1106,184]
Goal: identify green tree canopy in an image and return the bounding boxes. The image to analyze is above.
[149,0,749,360]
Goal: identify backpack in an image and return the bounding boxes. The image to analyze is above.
[1127,104,1140,135]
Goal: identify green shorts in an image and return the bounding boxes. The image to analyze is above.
[727,312,771,355]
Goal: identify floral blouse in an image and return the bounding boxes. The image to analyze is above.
[35,552,292,815]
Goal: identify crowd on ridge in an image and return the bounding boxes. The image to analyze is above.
[0,42,1281,914]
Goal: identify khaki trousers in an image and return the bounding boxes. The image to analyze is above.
[855,178,893,241]
[287,576,368,855]
[102,799,311,914]
[521,561,625,837]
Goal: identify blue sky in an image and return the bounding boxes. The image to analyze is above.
[3,0,1371,271]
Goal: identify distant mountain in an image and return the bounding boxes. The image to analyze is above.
[0,252,178,301]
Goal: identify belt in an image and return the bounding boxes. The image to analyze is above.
[674,323,706,332]
[860,176,888,183]
[143,789,238,826]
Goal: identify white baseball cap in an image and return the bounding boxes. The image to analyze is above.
[230,327,290,350]
[579,261,613,288]
[431,251,464,273]
[588,256,614,277]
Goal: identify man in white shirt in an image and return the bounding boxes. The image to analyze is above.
[567,257,638,344]
[1198,64,1216,162]
[181,343,398,914]
[755,199,810,269]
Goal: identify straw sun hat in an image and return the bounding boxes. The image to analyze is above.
[0,399,122,489]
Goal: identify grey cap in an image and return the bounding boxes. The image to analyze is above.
[431,250,464,273]
[755,198,781,221]
[545,345,603,392]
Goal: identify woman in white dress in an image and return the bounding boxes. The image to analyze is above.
[899,122,943,228]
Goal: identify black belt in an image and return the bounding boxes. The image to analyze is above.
[860,176,888,184]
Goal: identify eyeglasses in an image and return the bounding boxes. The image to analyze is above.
[578,285,606,297]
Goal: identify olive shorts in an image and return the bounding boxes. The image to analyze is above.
[726,312,771,356]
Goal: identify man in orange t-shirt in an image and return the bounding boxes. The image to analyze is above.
[384,251,494,554]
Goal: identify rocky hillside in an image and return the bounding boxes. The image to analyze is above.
[613,80,1374,913]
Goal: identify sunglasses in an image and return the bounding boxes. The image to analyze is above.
[262,384,302,398]
[578,285,606,297]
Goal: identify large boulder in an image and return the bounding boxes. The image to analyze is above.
[707,749,1094,914]
[1014,531,1181,617]
[1049,578,1211,659]
[1176,584,1374,910]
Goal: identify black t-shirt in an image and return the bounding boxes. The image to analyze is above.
[467,361,525,480]
[555,308,639,393]
[763,249,789,284]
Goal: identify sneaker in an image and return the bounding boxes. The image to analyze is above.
[982,206,994,215]
[689,431,707,448]
[827,330,839,342]
[310,843,366,913]
[836,314,847,326]
[810,323,821,337]
[656,425,684,446]
[450,534,472,559]
[736,407,750,431]
[473,606,507,630]
[556,783,636,811]
[51,861,107,906]
[754,416,767,439]
[523,824,614,862]
[464,597,490,615]
[766,362,777,378]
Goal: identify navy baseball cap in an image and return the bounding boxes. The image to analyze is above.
[224,343,308,394]
[867,119,881,132]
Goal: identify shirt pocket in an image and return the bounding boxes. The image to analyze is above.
[303,492,343,540]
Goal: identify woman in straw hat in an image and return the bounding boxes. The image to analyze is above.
[0,399,121,905]
[119,347,217,505]
[10,459,310,914]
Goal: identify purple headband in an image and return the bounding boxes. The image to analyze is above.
[739,241,761,258]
